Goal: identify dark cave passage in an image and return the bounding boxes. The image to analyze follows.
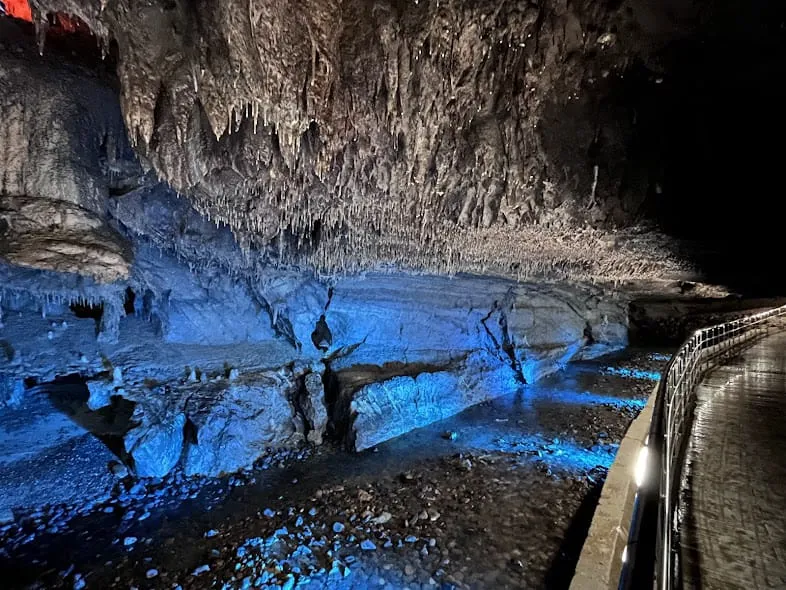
[643,38,786,292]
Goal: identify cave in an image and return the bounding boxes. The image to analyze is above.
[1,0,784,588]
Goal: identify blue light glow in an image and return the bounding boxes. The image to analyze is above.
[601,367,661,381]
[537,440,619,472]
[648,353,672,362]
[533,390,647,409]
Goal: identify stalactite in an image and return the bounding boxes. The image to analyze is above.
[2,0,693,284]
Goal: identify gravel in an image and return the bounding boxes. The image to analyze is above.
[0,348,669,589]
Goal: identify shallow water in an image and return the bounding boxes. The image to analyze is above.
[0,346,670,589]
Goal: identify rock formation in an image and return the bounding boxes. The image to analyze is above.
[1,0,782,485]
[5,0,700,281]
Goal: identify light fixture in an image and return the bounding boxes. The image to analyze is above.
[635,445,649,488]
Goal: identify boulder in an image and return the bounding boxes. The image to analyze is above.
[86,379,115,411]
[182,372,300,476]
[351,351,520,451]
[125,412,186,478]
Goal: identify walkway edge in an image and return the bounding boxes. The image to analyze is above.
[569,385,656,590]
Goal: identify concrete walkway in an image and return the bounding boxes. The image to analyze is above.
[680,331,786,589]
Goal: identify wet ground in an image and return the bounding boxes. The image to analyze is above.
[0,348,670,590]
[681,333,786,590]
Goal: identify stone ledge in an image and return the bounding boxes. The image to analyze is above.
[569,384,656,590]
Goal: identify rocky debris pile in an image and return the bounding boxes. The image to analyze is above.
[88,454,603,590]
[0,447,311,561]
[0,347,670,589]
[122,369,318,478]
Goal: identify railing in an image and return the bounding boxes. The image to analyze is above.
[651,304,786,590]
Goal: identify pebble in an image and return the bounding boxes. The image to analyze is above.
[0,354,660,590]
[110,463,129,478]
[192,564,210,576]
[145,569,158,579]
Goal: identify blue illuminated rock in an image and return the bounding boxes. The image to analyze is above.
[0,375,25,409]
[0,195,628,484]
[182,375,301,477]
[124,413,186,479]
[351,350,519,451]
[85,379,116,411]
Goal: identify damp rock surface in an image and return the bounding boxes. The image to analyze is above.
[0,348,669,589]
[0,268,630,479]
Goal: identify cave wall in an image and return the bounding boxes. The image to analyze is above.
[0,247,629,477]
[0,21,138,281]
[1,113,631,476]
[11,0,761,490]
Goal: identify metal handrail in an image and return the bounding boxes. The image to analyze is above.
[654,303,786,590]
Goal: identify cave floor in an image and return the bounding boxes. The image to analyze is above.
[0,348,669,590]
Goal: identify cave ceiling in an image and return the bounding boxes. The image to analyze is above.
[1,0,784,290]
